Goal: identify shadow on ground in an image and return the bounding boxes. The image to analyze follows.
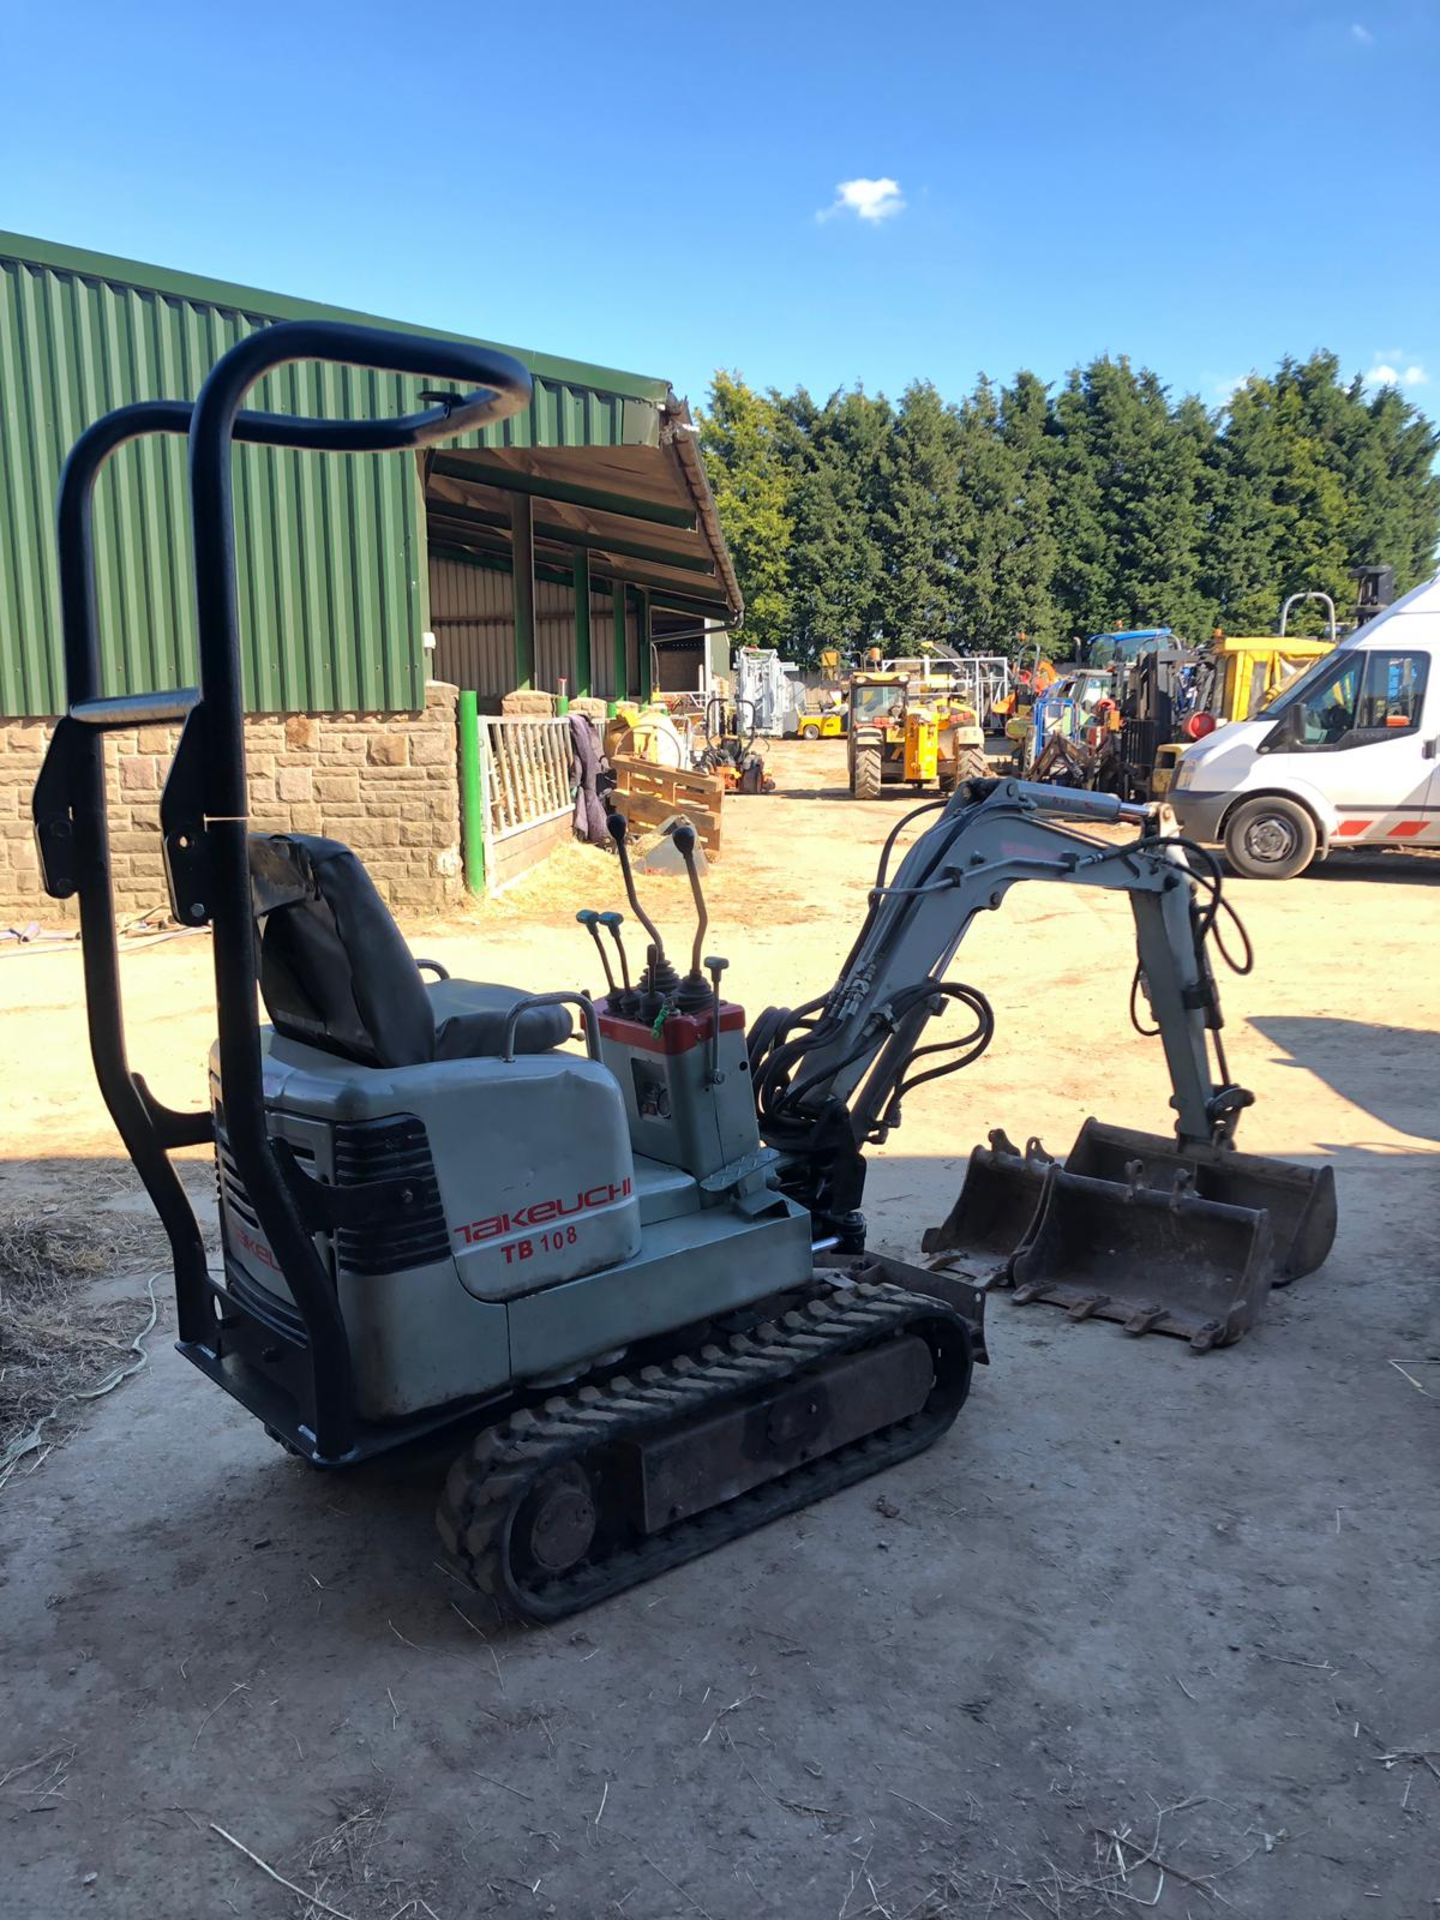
[1248,1015,1440,1143]
[1297,846,1440,884]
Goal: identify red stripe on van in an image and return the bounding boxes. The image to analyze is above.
[1334,820,1372,837]
[1388,820,1427,838]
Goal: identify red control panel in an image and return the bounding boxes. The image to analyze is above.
[596,997,747,1058]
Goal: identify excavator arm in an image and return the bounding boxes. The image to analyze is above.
[748,778,1334,1347]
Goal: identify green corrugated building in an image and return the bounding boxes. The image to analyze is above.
[0,230,740,720]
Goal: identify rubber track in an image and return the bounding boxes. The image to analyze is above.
[436,1280,973,1622]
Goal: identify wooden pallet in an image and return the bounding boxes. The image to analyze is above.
[611,756,723,857]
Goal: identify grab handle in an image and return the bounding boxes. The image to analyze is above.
[501,993,602,1064]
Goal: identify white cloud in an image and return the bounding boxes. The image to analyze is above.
[819,177,906,224]
[1214,374,1250,402]
[1351,21,1374,44]
[1365,357,1429,391]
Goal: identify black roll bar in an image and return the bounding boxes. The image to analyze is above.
[38,326,533,1461]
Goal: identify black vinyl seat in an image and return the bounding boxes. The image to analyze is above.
[248,833,572,1069]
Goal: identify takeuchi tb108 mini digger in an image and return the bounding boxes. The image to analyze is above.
[33,322,1336,1621]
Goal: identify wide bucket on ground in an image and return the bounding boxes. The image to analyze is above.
[1009,1166,1274,1352]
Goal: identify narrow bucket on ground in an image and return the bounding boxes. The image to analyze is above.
[920,1130,1056,1279]
[1008,1166,1274,1352]
[1063,1119,1337,1284]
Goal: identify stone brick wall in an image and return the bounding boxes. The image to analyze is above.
[1,681,464,922]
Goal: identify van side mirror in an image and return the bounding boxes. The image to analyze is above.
[1423,735,1440,761]
[1256,712,1294,756]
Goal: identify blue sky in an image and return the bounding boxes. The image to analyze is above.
[4,0,1437,418]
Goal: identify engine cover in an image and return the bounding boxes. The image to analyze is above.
[218,1030,642,1299]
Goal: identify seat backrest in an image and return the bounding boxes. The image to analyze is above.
[248,834,436,1068]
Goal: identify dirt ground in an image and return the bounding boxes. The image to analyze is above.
[2,739,1437,1920]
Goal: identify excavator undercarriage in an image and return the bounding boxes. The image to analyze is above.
[438,1265,980,1619]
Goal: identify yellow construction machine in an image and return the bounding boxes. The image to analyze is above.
[847,671,988,799]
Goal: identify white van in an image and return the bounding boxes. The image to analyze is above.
[1170,575,1439,879]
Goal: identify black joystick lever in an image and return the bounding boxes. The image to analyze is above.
[606,811,678,998]
[671,824,712,1010]
[597,910,635,1011]
[575,909,617,995]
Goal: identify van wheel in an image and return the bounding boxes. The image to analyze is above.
[1224,797,1318,880]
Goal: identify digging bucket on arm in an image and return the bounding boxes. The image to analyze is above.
[1063,1119,1337,1285]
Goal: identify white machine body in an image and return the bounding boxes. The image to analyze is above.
[212,995,812,1424]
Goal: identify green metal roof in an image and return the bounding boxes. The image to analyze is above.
[0,229,674,404]
[0,231,739,718]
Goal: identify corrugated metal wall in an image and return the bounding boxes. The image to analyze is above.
[0,253,430,716]
[0,232,682,719]
[429,553,632,702]
[429,557,510,696]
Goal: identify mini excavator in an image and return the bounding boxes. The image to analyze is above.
[33,322,1335,1622]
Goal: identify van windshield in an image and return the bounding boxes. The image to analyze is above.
[1262,645,1360,718]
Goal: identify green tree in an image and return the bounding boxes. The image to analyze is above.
[1205,351,1440,634]
[995,370,1062,656]
[949,376,1037,653]
[783,386,893,664]
[698,371,796,651]
[1338,377,1440,597]
[1210,358,1355,632]
[878,382,965,653]
[1046,357,1216,644]
[698,349,1440,667]
[1045,367,1113,642]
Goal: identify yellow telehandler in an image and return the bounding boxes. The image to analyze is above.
[847,671,987,798]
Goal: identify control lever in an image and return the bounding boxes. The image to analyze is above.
[575,909,617,995]
[606,810,677,997]
[598,910,635,1010]
[704,954,729,1085]
[670,824,712,1010]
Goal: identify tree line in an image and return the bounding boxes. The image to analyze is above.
[699,353,1440,665]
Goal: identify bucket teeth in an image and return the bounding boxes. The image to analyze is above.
[1006,1162,1273,1350]
[1065,1295,1107,1321]
[1121,1306,1164,1336]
